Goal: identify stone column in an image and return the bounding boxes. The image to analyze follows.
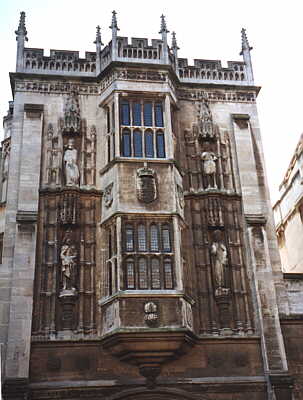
[3,103,43,398]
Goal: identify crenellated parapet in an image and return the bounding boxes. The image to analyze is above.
[14,11,255,86]
[178,58,247,83]
[23,48,97,76]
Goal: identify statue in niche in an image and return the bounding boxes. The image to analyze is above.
[60,235,77,292]
[1,141,10,203]
[201,143,217,189]
[210,230,229,293]
[63,139,79,187]
[64,90,80,133]
[198,97,215,141]
[137,165,157,203]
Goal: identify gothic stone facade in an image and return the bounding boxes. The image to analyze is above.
[0,11,302,400]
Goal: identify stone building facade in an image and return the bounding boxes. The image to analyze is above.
[0,10,302,400]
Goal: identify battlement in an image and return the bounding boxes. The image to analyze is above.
[178,58,247,82]
[14,11,254,85]
[23,48,97,76]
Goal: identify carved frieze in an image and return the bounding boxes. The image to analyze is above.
[178,89,256,103]
[136,166,157,203]
[15,80,99,95]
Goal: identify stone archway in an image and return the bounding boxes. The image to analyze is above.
[106,387,204,400]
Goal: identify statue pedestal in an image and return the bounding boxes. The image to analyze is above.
[59,290,77,330]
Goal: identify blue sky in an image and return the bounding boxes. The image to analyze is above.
[1,0,303,202]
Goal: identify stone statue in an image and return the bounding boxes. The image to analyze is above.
[64,91,80,132]
[198,99,214,140]
[201,150,217,189]
[210,230,228,289]
[64,139,79,186]
[60,237,77,291]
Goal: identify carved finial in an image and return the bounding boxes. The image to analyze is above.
[159,14,169,34]
[94,25,103,45]
[171,31,179,50]
[109,10,119,30]
[15,11,28,41]
[240,28,252,54]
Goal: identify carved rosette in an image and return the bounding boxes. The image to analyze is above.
[136,166,157,203]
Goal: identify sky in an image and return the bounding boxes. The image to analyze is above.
[1,0,303,204]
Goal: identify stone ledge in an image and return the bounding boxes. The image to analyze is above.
[16,210,38,223]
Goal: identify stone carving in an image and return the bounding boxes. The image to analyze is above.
[15,80,99,95]
[59,192,78,225]
[144,302,158,326]
[60,233,77,293]
[210,230,229,295]
[104,183,114,208]
[63,139,80,187]
[177,89,256,103]
[208,198,224,227]
[136,166,157,203]
[198,97,215,141]
[63,90,81,133]
[176,184,185,209]
[201,149,217,189]
[45,123,62,187]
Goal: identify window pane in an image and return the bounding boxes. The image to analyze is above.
[139,258,148,289]
[121,101,130,125]
[151,258,161,289]
[125,225,134,251]
[122,129,131,157]
[150,225,159,251]
[144,102,153,126]
[132,102,142,126]
[126,259,135,289]
[156,132,165,158]
[138,224,147,251]
[162,225,171,252]
[155,103,164,127]
[164,259,173,289]
[145,130,154,158]
[133,130,143,157]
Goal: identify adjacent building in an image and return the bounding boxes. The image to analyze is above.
[0,10,302,400]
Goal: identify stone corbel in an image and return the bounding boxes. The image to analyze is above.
[232,113,250,129]
[16,210,38,233]
[24,103,44,119]
[245,213,267,226]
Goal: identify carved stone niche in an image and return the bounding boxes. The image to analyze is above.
[194,96,217,143]
[136,166,157,203]
[62,89,81,135]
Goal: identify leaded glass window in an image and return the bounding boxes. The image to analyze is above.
[143,102,153,126]
[121,101,130,125]
[150,225,159,252]
[151,258,161,289]
[133,129,143,157]
[138,258,148,289]
[138,224,147,252]
[162,225,171,252]
[164,258,173,289]
[156,131,165,158]
[132,102,142,126]
[155,103,164,127]
[125,225,134,251]
[145,130,154,158]
[122,128,131,157]
[126,258,135,289]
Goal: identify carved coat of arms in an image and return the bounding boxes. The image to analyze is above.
[136,166,157,203]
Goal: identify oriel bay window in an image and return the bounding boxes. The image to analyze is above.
[120,99,165,158]
[122,220,174,290]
